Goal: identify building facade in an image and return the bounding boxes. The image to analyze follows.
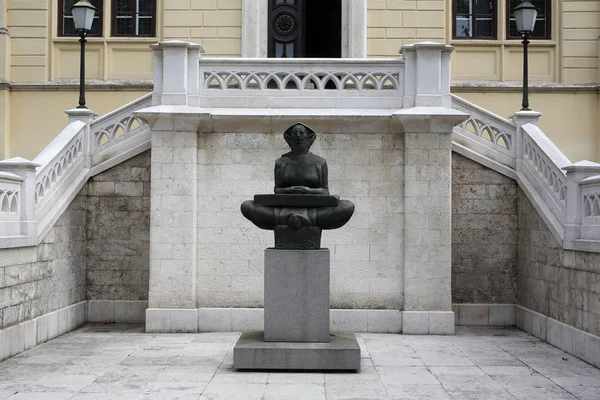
[0,0,598,161]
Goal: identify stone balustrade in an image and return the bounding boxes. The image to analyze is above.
[1,39,600,256]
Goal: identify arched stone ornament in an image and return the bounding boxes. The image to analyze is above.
[241,0,367,58]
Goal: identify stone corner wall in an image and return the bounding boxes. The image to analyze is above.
[0,191,87,329]
[451,152,518,304]
[86,151,151,301]
[0,149,151,330]
[517,189,600,336]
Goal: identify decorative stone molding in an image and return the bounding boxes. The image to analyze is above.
[0,157,40,237]
[401,42,454,108]
[150,41,204,107]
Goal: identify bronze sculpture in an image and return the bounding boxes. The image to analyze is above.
[241,123,354,249]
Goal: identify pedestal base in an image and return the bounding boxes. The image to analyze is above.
[264,249,330,342]
[233,331,361,371]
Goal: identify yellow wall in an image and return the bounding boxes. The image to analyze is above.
[562,0,600,83]
[8,90,149,160]
[0,90,8,160]
[1,1,599,161]
[367,0,445,57]
[8,0,48,82]
[458,91,600,163]
[163,0,242,57]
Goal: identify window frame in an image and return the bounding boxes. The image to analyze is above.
[506,0,552,40]
[452,0,497,40]
[57,0,104,37]
[111,0,157,38]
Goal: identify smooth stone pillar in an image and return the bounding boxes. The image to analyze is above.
[264,248,330,342]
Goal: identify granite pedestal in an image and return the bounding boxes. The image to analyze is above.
[234,331,361,371]
[264,249,329,342]
[233,248,361,371]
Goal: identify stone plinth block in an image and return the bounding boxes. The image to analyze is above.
[233,331,360,371]
[264,249,330,342]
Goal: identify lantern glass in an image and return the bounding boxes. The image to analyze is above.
[72,1,97,32]
[514,1,538,34]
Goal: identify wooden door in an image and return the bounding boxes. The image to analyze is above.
[268,0,304,58]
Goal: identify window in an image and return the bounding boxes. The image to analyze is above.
[453,0,496,39]
[58,0,103,37]
[112,0,156,37]
[507,0,551,39]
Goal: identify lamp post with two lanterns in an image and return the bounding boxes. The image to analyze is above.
[513,1,538,112]
[71,0,97,109]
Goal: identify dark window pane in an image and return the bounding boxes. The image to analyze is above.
[475,0,493,15]
[116,17,133,35]
[476,17,493,38]
[137,17,153,35]
[63,16,76,35]
[456,0,470,15]
[508,0,549,38]
[62,0,101,36]
[138,0,152,14]
[116,0,133,14]
[63,0,76,14]
[90,16,101,35]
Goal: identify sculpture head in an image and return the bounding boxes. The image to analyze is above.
[284,123,316,154]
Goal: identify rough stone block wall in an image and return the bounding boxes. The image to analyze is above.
[518,189,600,336]
[0,192,87,329]
[194,131,404,310]
[86,151,151,301]
[451,153,518,304]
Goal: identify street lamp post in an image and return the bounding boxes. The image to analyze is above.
[71,1,96,109]
[513,1,538,111]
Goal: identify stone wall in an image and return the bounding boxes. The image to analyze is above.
[518,189,600,336]
[451,153,518,304]
[0,192,87,330]
[149,130,404,310]
[86,151,151,301]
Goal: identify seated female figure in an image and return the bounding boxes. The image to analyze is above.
[241,123,354,231]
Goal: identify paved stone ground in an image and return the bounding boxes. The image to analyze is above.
[1,324,600,400]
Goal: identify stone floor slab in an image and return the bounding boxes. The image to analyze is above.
[0,324,599,399]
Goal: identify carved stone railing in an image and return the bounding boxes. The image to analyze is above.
[0,171,23,236]
[0,95,152,247]
[150,40,453,110]
[89,94,152,175]
[2,39,600,253]
[451,95,600,251]
[197,58,404,109]
[580,175,600,240]
[34,122,86,218]
[451,95,516,169]
[520,123,569,226]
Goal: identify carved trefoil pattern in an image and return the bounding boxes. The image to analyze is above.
[523,139,567,206]
[458,117,512,150]
[35,139,83,205]
[95,116,148,147]
[583,194,600,217]
[203,71,400,91]
[0,189,18,214]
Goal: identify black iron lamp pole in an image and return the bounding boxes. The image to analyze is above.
[513,0,538,112]
[521,31,530,111]
[71,0,97,109]
[77,30,87,108]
